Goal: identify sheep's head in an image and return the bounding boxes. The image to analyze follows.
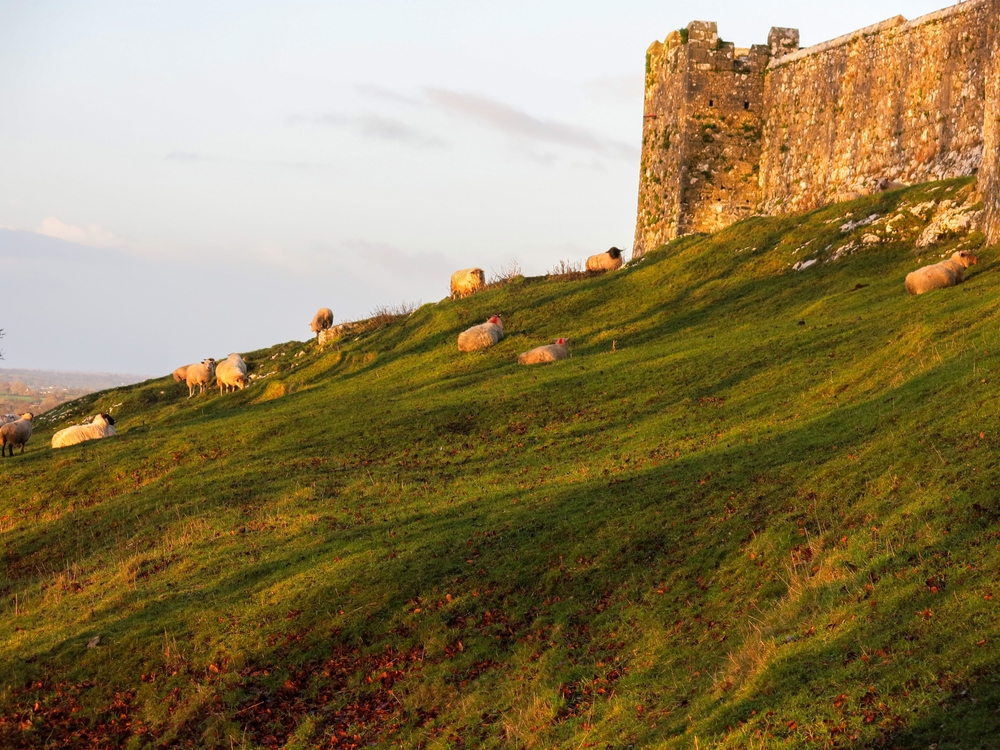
[608,247,622,259]
[20,413,34,421]
[488,315,501,325]
[555,338,568,346]
[955,251,978,267]
[235,375,247,389]
[99,413,116,426]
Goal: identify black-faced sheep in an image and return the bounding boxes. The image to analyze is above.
[172,365,189,383]
[310,308,334,336]
[457,315,503,352]
[450,268,485,299]
[0,413,34,456]
[185,358,216,398]
[905,251,978,295]
[518,338,569,364]
[52,413,117,449]
[586,247,624,272]
[216,353,248,393]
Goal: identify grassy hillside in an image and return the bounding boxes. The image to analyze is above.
[2,177,999,749]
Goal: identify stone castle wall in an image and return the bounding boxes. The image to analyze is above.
[761,0,991,215]
[634,0,1000,255]
[982,0,1000,243]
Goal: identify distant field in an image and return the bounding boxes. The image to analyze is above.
[2,177,999,749]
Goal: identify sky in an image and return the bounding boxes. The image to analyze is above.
[0,0,952,375]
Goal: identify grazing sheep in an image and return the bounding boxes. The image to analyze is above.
[172,365,189,383]
[52,413,117,449]
[216,354,248,393]
[905,250,978,295]
[457,315,504,352]
[0,413,34,457]
[518,338,569,365]
[450,268,486,299]
[586,247,624,272]
[310,308,334,336]
[185,358,216,398]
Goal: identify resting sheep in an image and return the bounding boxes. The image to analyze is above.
[172,365,189,383]
[52,413,117,449]
[457,315,504,352]
[216,353,248,393]
[450,268,485,299]
[905,251,978,295]
[586,247,624,273]
[875,178,906,192]
[310,308,334,337]
[518,338,569,365]
[0,413,34,456]
[185,358,216,398]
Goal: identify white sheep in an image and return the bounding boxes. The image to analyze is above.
[905,251,978,295]
[310,308,334,336]
[185,358,216,398]
[52,413,117,449]
[586,247,624,272]
[457,315,504,352]
[216,353,248,393]
[450,268,485,299]
[0,413,34,457]
[518,338,569,365]
[172,365,189,383]
[0,414,18,425]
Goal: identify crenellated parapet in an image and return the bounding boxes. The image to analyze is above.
[634,1,998,256]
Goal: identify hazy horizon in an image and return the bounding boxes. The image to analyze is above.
[0,0,953,374]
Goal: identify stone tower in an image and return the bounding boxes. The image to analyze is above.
[633,22,793,257]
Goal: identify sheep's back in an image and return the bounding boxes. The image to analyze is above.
[52,422,114,448]
[457,322,502,352]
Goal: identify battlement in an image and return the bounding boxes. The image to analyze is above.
[635,1,1000,254]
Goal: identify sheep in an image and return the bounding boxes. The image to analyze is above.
[518,338,569,365]
[52,413,117,449]
[875,178,906,192]
[585,247,624,272]
[216,353,248,393]
[0,414,18,425]
[310,308,334,337]
[457,315,504,352]
[832,190,865,203]
[0,413,34,457]
[905,250,978,295]
[450,268,485,299]
[185,358,216,398]
[172,365,189,383]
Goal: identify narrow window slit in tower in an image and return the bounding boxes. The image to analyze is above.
[744,101,750,110]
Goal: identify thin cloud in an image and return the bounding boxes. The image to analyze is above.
[354,84,423,107]
[424,88,639,160]
[307,112,445,147]
[37,217,129,250]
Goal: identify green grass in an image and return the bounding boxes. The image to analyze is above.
[3,177,999,749]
